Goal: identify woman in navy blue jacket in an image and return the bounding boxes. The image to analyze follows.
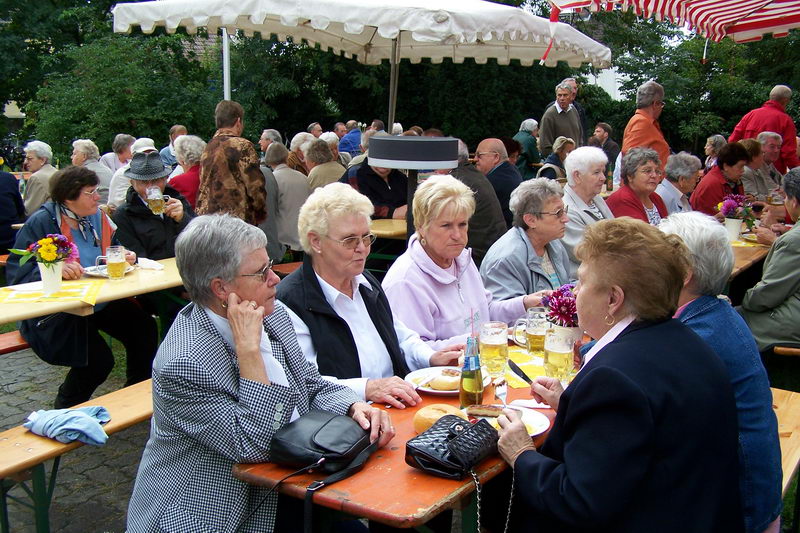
[496,218,743,533]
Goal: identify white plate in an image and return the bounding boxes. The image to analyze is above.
[464,405,551,437]
[84,265,135,278]
[404,366,491,396]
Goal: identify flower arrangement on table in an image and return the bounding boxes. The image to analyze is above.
[10,234,78,267]
[717,194,756,231]
[541,283,578,328]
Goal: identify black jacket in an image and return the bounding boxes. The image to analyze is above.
[112,185,194,260]
[486,161,522,228]
[450,163,506,267]
[276,256,409,379]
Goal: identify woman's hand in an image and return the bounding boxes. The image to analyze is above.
[497,408,536,465]
[349,402,395,447]
[365,377,421,408]
[62,261,84,280]
[125,250,137,265]
[531,376,563,411]
[226,292,269,384]
[523,290,553,309]
[391,205,408,220]
[755,226,777,246]
[429,344,465,366]
[164,198,184,222]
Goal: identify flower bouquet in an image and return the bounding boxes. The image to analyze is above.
[10,234,78,294]
[541,283,578,328]
[717,194,755,242]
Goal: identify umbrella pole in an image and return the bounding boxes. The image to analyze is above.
[387,36,399,130]
[222,28,231,100]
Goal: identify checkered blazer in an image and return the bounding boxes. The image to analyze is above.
[127,302,359,533]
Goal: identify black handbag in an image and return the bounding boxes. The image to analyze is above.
[405,414,499,480]
[240,410,377,533]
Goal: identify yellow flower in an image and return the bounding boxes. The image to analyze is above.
[37,237,53,247]
[38,243,58,262]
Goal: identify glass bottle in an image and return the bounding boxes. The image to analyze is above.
[459,336,484,408]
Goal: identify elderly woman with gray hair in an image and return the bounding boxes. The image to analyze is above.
[606,147,668,224]
[278,183,462,409]
[71,139,114,204]
[23,140,58,215]
[562,146,613,276]
[128,213,392,533]
[656,151,702,214]
[481,178,570,302]
[513,118,541,180]
[704,134,727,171]
[660,211,781,533]
[384,175,542,349]
[99,133,135,173]
[169,134,206,210]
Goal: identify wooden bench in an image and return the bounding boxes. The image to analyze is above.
[772,388,800,533]
[0,379,153,533]
[0,255,8,268]
[775,346,800,357]
[0,331,29,355]
[272,261,302,279]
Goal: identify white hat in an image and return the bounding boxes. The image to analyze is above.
[131,137,157,154]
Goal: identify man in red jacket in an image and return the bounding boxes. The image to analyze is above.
[729,85,800,174]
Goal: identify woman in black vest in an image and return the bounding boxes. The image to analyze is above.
[277,183,463,409]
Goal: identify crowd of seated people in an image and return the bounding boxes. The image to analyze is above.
[7,92,800,533]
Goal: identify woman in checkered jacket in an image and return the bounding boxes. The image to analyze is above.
[127,214,393,533]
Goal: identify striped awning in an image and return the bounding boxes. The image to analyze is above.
[549,0,800,42]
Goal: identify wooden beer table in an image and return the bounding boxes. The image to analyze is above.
[0,258,182,323]
[233,385,553,530]
[730,245,769,280]
[370,219,407,240]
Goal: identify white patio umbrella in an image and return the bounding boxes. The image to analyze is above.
[113,0,611,126]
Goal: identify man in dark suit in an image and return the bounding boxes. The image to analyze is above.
[594,122,620,175]
[474,137,522,228]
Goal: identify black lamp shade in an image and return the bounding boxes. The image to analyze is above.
[368,137,458,169]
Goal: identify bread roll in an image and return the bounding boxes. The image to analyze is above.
[413,404,467,433]
[428,369,461,391]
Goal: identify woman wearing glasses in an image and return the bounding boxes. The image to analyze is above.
[605,147,668,225]
[383,175,548,348]
[7,166,157,408]
[478,178,571,302]
[277,183,462,409]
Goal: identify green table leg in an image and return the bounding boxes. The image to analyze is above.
[0,478,11,533]
[31,464,50,533]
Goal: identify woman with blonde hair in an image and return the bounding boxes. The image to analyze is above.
[495,217,743,532]
[277,183,462,409]
[383,175,547,349]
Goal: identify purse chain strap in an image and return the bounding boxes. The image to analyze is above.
[468,467,515,533]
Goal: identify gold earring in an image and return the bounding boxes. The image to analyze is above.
[420,237,427,246]
[221,301,228,309]
[604,314,615,326]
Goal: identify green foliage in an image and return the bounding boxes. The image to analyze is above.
[25,34,219,163]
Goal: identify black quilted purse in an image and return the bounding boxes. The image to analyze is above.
[405,414,499,480]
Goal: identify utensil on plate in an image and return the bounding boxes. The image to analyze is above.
[414,373,438,390]
[495,380,507,408]
[508,359,533,385]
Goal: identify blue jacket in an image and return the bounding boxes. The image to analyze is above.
[338,129,362,156]
[678,295,782,532]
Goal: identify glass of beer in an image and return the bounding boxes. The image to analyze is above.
[544,328,578,386]
[146,186,171,215]
[513,307,548,361]
[95,245,127,280]
[479,321,509,379]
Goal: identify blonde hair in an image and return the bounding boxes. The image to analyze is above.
[575,218,690,321]
[297,183,374,253]
[412,174,475,232]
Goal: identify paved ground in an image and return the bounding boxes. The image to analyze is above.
[1,348,148,533]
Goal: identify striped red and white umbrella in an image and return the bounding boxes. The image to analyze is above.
[549,0,800,42]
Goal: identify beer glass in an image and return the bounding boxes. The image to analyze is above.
[544,328,578,386]
[513,307,548,360]
[479,321,509,379]
[96,245,127,280]
[146,186,171,215]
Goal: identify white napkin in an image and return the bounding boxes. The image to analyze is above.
[137,258,164,270]
[510,398,550,409]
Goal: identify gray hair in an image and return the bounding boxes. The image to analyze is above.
[175,214,268,307]
[564,146,608,186]
[622,147,661,185]
[265,142,289,166]
[72,139,100,160]
[456,139,470,164]
[391,122,403,135]
[174,135,206,167]
[636,80,664,109]
[24,140,53,163]
[509,178,563,229]
[784,168,800,202]
[664,152,701,183]
[659,211,732,296]
[519,118,539,133]
[318,131,339,147]
[360,129,381,150]
[290,132,314,152]
[297,183,374,253]
[303,139,334,164]
[757,131,783,145]
[111,134,135,154]
[770,85,792,102]
[261,129,282,145]
[555,82,572,93]
[706,134,726,154]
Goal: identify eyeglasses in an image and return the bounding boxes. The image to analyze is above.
[475,151,499,159]
[534,205,569,218]
[325,233,377,250]
[654,101,665,108]
[82,188,100,197]
[239,259,274,283]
